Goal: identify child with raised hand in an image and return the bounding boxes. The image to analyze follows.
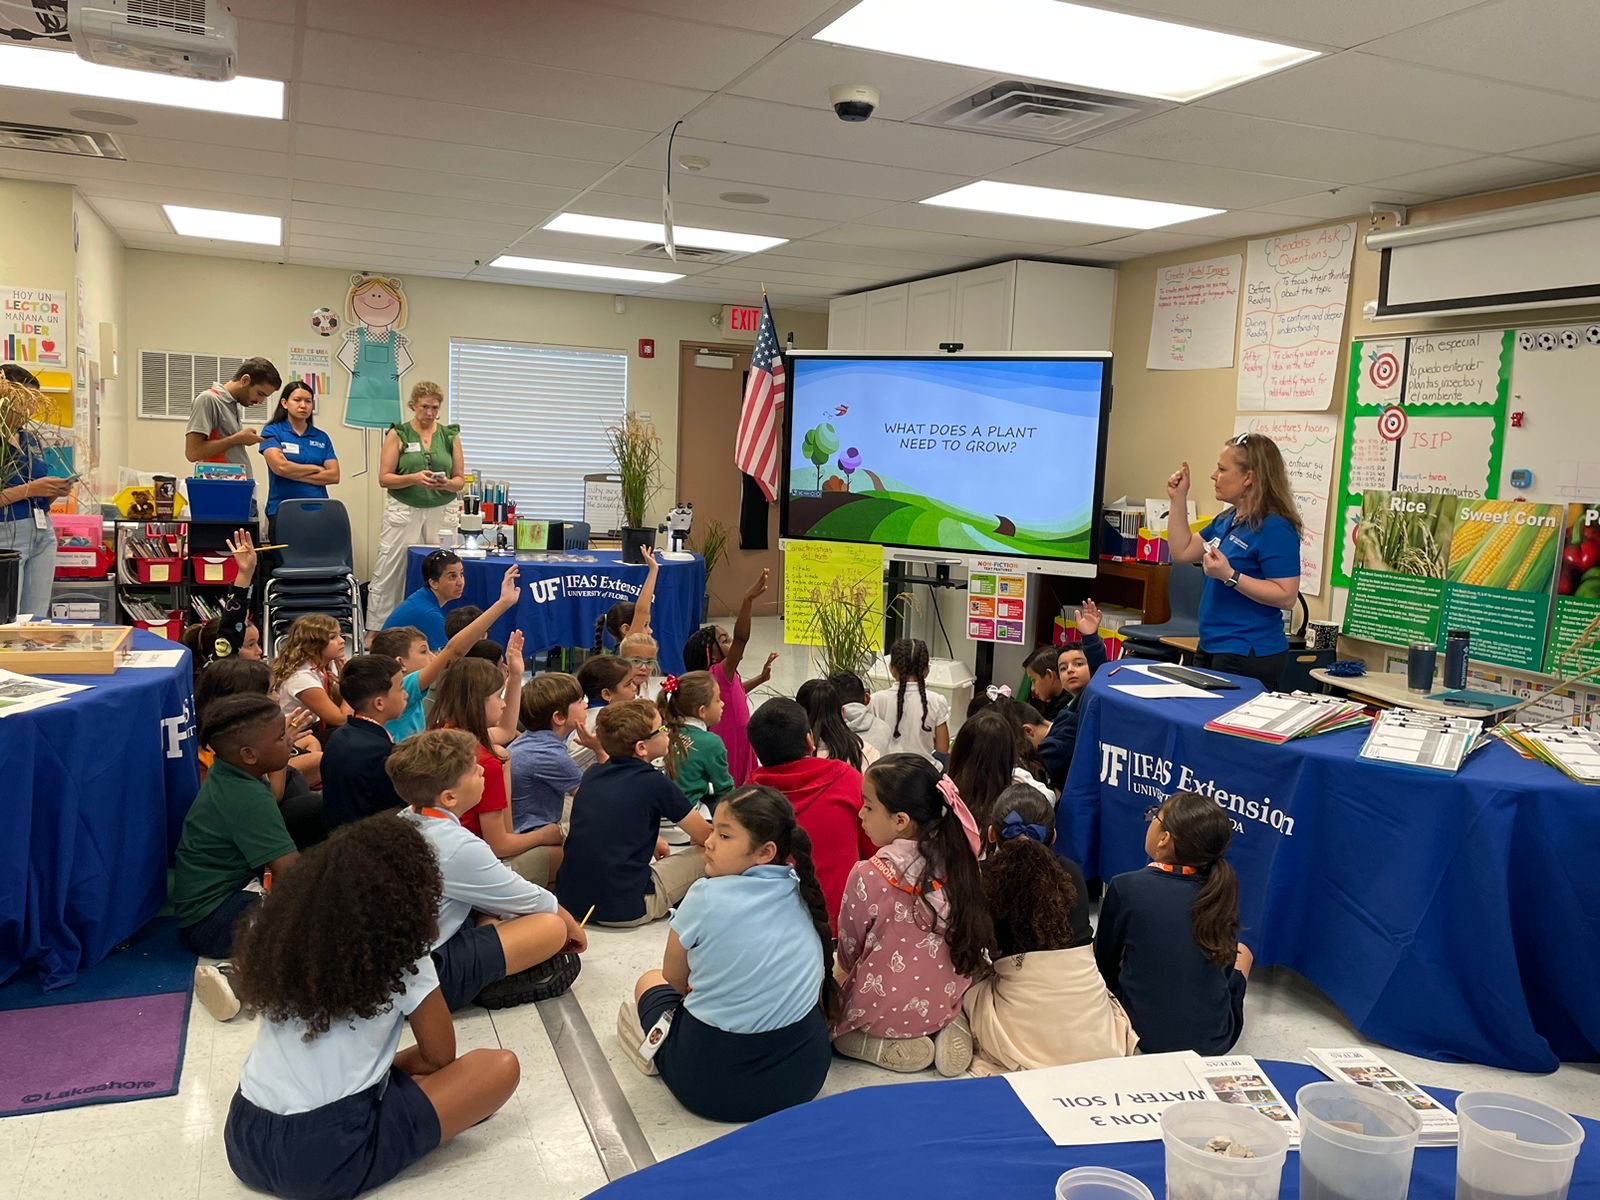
[948,709,1052,831]
[657,670,733,809]
[950,782,1135,1076]
[556,699,711,927]
[1095,789,1253,1055]
[1056,598,1107,711]
[681,568,779,786]
[508,672,586,860]
[828,669,894,761]
[869,638,949,763]
[621,785,834,1123]
[797,677,873,770]
[594,544,658,652]
[181,528,261,674]
[390,730,585,1010]
[834,754,996,1075]
[223,817,521,1200]
[272,613,348,731]
[567,654,637,771]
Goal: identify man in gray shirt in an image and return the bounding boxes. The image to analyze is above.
[184,357,281,474]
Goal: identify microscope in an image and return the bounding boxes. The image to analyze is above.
[661,502,694,554]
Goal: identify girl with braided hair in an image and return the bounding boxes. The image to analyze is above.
[868,638,949,763]
[621,785,834,1122]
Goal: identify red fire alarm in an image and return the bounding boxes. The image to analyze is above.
[638,339,655,359]
[1511,411,1525,427]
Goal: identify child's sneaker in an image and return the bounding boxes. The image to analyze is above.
[661,817,691,847]
[833,1028,934,1073]
[194,962,241,1022]
[934,1010,974,1077]
[615,1000,658,1076]
[476,951,581,1010]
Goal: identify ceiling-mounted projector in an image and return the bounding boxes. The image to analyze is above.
[68,0,238,81]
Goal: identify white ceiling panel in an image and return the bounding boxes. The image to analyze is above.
[727,40,996,120]
[1260,185,1437,220]
[115,133,290,179]
[289,203,531,244]
[628,135,968,202]
[1197,52,1600,156]
[1516,134,1600,169]
[289,220,523,255]
[291,126,612,191]
[1363,157,1574,199]
[757,240,970,273]
[234,18,296,80]
[80,196,170,233]
[598,0,841,37]
[289,235,487,267]
[288,182,554,228]
[0,88,291,152]
[287,252,474,279]
[809,224,1064,259]
[1157,210,1310,239]
[540,192,837,240]
[994,146,1335,209]
[1081,230,1218,255]
[590,166,901,224]
[1095,0,1485,50]
[1080,108,1475,184]
[855,201,1128,248]
[292,156,578,214]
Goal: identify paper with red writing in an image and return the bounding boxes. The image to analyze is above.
[1236,224,1355,411]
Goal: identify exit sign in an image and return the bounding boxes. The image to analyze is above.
[722,304,762,339]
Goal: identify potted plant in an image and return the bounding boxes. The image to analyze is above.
[691,518,730,616]
[605,412,662,564]
[803,576,910,679]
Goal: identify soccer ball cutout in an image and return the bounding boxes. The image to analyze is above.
[1518,331,1536,350]
[310,307,339,337]
[1536,331,1557,351]
[1586,325,1600,346]
[1560,328,1580,349]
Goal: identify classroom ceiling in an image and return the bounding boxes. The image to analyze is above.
[1,0,1598,311]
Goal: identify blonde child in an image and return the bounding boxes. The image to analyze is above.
[833,754,995,1075]
[657,670,732,809]
[868,639,949,762]
[681,569,779,786]
[1095,790,1253,1055]
[271,614,348,730]
[619,629,660,698]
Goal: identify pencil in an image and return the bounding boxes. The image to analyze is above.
[252,543,290,551]
[579,904,596,928]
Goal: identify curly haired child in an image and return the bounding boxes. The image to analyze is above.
[271,613,348,731]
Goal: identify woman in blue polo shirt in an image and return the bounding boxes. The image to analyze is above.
[259,380,339,540]
[1166,433,1302,688]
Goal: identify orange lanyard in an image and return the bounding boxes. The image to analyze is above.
[870,855,943,896]
[1147,861,1198,876]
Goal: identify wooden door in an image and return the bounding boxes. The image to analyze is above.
[675,343,781,618]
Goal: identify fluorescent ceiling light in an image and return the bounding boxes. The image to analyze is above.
[922,181,1221,229]
[163,204,281,245]
[488,256,684,284]
[544,213,786,254]
[815,0,1319,103]
[0,45,283,119]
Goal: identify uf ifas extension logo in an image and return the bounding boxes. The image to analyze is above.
[1098,742,1296,837]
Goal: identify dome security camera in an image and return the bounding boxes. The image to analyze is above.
[829,84,880,122]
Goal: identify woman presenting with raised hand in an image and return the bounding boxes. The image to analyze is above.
[1166,433,1302,688]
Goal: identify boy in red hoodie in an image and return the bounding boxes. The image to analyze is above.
[747,697,874,931]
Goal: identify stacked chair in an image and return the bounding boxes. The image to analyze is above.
[262,498,362,658]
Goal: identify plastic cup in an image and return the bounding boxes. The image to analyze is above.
[1455,1091,1585,1200]
[1296,1082,1422,1200]
[1056,1166,1155,1200]
[1162,1100,1290,1200]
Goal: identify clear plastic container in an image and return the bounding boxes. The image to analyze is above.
[1296,1082,1422,1200]
[1455,1091,1585,1200]
[1162,1100,1290,1200]
[1055,1166,1155,1200]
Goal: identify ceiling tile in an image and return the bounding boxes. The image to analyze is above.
[727,40,996,120]
[289,234,485,267]
[593,165,902,223]
[292,156,579,213]
[597,0,840,37]
[289,219,522,255]
[535,191,837,240]
[78,196,169,233]
[627,135,968,202]
[289,181,559,228]
[235,18,296,79]
[855,201,1131,247]
[1084,230,1217,255]
[758,240,970,273]
[1158,210,1308,239]
[0,89,290,151]
[289,203,530,244]
[1363,157,1573,199]
[994,146,1334,209]
[1509,133,1600,170]
[292,125,610,190]
[117,133,290,179]
[1260,185,1434,220]
[1095,0,1484,50]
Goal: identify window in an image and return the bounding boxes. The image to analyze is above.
[447,339,628,520]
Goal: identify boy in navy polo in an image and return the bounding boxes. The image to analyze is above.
[319,654,410,834]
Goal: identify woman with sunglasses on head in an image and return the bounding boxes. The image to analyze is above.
[369,381,466,630]
[1166,433,1302,689]
[259,379,339,544]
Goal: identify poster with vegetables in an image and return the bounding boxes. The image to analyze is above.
[1439,499,1562,670]
[1547,502,1600,673]
[1342,490,1456,647]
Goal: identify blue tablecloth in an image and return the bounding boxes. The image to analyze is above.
[1060,672,1600,1073]
[1,630,199,991]
[404,548,706,675]
[591,1061,1599,1200]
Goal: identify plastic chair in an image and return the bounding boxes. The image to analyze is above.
[263,498,362,659]
[1119,564,1204,662]
[563,521,591,552]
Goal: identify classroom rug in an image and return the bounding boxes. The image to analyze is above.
[0,918,196,1117]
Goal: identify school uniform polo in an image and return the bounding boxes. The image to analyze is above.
[319,716,402,833]
[385,670,428,743]
[258,419,335,517]
[383,586,449,651]
[172,760,296,931]
[509,728,582,833]
[1196,510,1301,655]
[556,757,693,924]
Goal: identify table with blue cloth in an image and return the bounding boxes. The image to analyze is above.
[1059,671,1600,1073]
[590,1061,1599,1200]
[1,630,199,991]
[404,548,705,675]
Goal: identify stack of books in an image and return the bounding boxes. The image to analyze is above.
[1305,1047,1459,1146]
[1358,709,1485,775]
[1204,691,1370,744]
[1495,723,1600,784]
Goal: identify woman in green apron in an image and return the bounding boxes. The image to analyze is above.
[368,381,466,628]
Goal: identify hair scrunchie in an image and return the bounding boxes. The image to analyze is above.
[935,773,983,859]
[985,683,1012,701]
[1000,810,1048,844]
[662,674,679,695]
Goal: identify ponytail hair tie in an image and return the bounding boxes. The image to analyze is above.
[1000,810,1049,844]
[662,674,679,695]
[935,773,982,859]
[985,684,1012,701]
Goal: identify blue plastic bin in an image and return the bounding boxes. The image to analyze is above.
[185,477,254,522]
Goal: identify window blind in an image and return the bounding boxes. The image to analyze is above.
[447,339,628,520]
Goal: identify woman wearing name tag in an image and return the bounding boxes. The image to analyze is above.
[0,365,70,621]
[1166,432,1302,688]
[369,381,466,630]
[259,380,339,543]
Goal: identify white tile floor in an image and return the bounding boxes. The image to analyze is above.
[3,615,1593,1196]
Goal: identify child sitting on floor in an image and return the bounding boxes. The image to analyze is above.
[945,783,1136,1076]
[619,630,660,698]
[181,527,261,673]
[195,657,323,834]
[1056,599,1107,712]
[681,568,779,786]
[1095,789,1253,1055]
[508,672,590,874]
[947,709,1052,830]
[828,669,894,761]
[223,818,521,1200]
[657,670,733,810]
[868,639,949,763]
[593,544,658,652]
[797,677,874,770]
[621,785,834,1123]
[834,754,995,1075]
[271,613,348,731]
[390,729,585,1010]
[556,700,711,927]
[319,654,411,834]
[567,654,638,771]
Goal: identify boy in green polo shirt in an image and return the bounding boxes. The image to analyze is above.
[174,693,299,1020]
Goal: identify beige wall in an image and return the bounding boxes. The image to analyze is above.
[0,179,71,287]
[72,194,128,492]
[121,249,828,575]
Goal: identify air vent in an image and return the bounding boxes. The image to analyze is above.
[139,350,269,422]
[0,122,125,159]
[916,82,1164,146]
[631,242,744,266]
[127,0,209,36]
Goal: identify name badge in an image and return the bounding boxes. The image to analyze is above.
[1228,533,1249,551]
[406,442,422,453]
[283,443,301,455]
[34,507,49,530]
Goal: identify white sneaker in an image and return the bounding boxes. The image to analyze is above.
[616,1000,659,1076]
[833,1028,934,1073]
[934,1011,974,1077]
[194,963,241,1022]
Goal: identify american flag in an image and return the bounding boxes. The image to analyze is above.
[734,296,785,501]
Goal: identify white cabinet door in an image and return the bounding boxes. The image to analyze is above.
[864,284,909,350]
[905,276,958,349]
[954,263,1016,350]
[827,293,866,351]
[1011,261,1116,350]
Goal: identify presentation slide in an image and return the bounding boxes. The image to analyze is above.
[783,356,1108,562]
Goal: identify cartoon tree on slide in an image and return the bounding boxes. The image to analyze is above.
[801,422,839,489]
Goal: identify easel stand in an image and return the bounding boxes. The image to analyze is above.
[882,560,996,693]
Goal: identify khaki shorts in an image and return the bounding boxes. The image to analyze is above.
[598,848,705,927]
[502,844,557,888]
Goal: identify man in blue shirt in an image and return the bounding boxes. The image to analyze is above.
[381,548,465,651]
